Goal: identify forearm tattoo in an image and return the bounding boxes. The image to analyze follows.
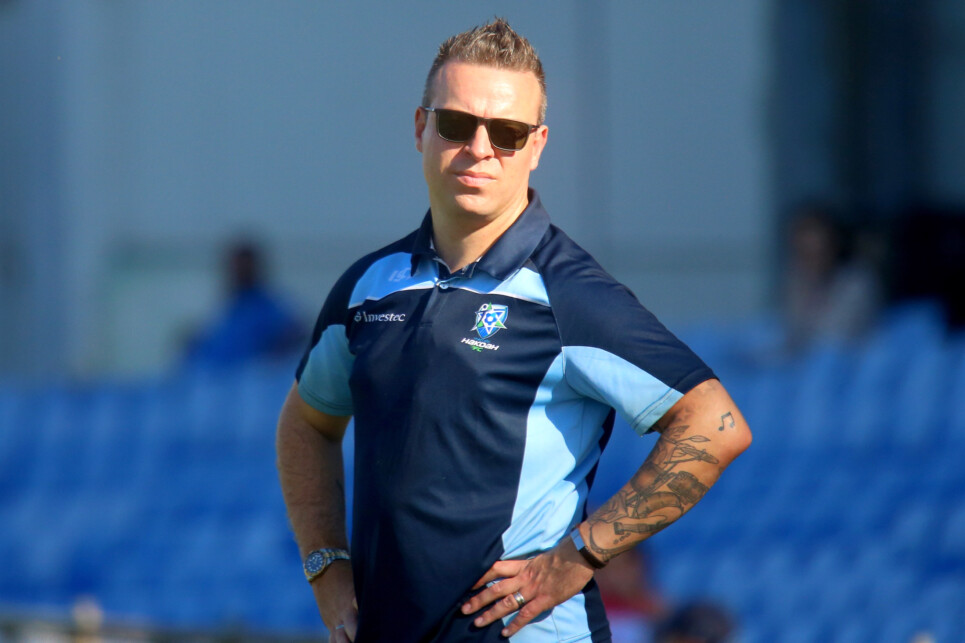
[587,423,719,560]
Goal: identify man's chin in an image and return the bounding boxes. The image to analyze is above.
[432,188,524,223]
[449,193,498,218]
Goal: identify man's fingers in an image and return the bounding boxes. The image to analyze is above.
[463,577,525,615]
[501,600,545,638]
[464,559,530,615]
[330,625,351,643]
[470,559,526,589]
[468,541,595,635]
[329,605,358,643]
[470,569,500,591]
[472,591,524,629]
[473,591,547,634]
[462,579,502,614]
[342,609,358,641]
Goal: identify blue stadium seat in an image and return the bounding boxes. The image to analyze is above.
[937,498,965,561]
[654,555,704,599]
[801,560,864,628]
[891,343,952,450]
[876,611,933,643]
[840,340,901,447]
[738,621,770,643]
[924,447,965,505]
[945,338,965,438]
[832,620,878,643]
[782,343,852,446]
[0,388,28,493]
[889,498,942,556]
[838,463,902,542]
[702,550,753,602]
[866,565,918,620]
[795,465,856,545]
[772,616,827,643]
[731,365,795,453]
[908,577,965,639]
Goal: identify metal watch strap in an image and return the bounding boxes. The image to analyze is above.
[304,547,350,583]
[569,527,607,569]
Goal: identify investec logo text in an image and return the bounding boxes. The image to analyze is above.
[354,311,406,323]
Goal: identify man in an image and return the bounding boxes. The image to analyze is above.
[276,18,751,643]
[184,240,304,367]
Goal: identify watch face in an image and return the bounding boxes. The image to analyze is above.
[305,552,325,575]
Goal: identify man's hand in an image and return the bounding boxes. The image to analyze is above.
[276,385,356,640]
[460,536,594,638]
[312,560,358,642]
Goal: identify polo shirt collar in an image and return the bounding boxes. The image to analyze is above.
[410,189,551,280]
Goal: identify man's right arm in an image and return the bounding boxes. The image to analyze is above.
[276,383,357,641]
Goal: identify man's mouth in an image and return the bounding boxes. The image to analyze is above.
[455,171,496,187]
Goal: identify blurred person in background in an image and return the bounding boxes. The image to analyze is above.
[277,17,751,643]
[781,202,884,353]
[652,601,735,643]
[183,239,305,367]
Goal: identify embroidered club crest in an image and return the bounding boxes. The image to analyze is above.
[473,303,508,340]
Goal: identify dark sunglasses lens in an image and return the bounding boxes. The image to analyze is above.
[489,120,531,150]
[436,110,477,142]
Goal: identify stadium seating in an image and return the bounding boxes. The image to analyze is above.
[1,302,964,640]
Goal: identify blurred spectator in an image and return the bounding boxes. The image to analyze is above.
[781,202,884,353]
[70,595,103,643]
[595,544,668,642]
[652,600,735,643]
[183,240,305,367]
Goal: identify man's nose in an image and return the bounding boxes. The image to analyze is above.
[465,123,495,159]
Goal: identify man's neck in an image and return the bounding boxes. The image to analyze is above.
[430,199,529,273]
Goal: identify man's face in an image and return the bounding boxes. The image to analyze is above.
[415,62,548,226]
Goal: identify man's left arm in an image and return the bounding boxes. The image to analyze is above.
[461,378,751,638]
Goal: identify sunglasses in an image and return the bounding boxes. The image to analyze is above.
[421,107,539,152]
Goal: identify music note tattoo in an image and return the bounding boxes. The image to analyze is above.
[718,411,735,432]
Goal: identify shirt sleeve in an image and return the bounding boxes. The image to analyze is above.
[545,254,715,434]
[294,269,360,417]
[297,322,354,416]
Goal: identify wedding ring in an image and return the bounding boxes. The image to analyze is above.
[513,591,526,609]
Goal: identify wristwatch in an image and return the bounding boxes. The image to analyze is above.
[569,527,607,569]
[303,547,351,583]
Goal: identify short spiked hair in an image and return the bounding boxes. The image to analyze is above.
[422,17,547,124]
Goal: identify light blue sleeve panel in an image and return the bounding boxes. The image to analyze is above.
[562,345,684,435]
[348,252,436,307]
[297,324,355,416]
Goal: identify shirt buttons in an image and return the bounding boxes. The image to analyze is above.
[438,281,450,290]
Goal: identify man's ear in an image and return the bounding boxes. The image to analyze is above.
[415,107,427,153]
[528,125,548,171]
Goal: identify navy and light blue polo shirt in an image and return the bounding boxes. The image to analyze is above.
[296,190,715,642]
